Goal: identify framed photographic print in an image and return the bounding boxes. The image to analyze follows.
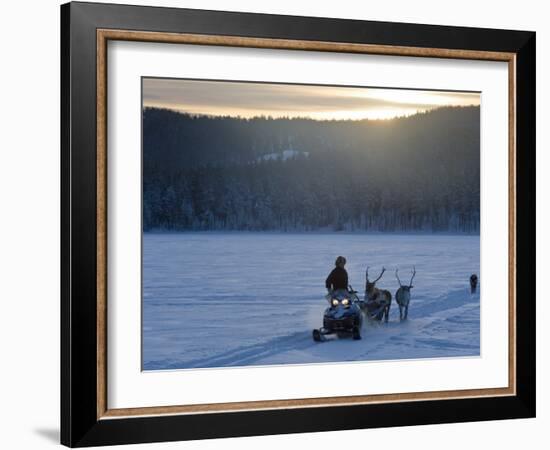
[60,1,536,447]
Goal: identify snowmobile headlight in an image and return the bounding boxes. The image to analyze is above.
[342,298,350,306]
[331,299,339,306]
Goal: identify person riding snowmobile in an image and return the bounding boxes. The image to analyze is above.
[313,256,363,341]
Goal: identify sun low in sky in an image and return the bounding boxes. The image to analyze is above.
[142,77,480,121]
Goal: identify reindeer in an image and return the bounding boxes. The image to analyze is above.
[364,267,392,323]
[395,266,416,321]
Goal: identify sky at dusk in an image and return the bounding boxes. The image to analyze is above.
[143,78,480,121]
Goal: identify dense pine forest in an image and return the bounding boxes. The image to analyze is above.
[143,106,480,233]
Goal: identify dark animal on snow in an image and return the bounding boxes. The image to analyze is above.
[364,267,392,323]
[395,267,416,321]
[470,274,478,294]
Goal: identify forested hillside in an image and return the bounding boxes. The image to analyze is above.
[143,106,480,232]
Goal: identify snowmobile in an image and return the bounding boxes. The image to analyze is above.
[312,287,363,342]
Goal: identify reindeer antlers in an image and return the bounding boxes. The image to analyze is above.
[409,266,416,286]
[396,266,416,287]
[395,268,403,287]
[366,266,385,283]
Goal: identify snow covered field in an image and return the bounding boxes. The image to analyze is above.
[142,233,480,370]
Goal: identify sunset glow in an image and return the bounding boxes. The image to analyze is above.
[143,78,480,121]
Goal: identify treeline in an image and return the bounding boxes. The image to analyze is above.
[143,106,480,233]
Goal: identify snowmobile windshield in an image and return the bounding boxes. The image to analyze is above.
[332,289,350,300]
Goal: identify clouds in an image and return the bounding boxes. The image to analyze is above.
[143,77,480,120]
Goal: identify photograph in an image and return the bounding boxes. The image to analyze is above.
[141,77,482,371]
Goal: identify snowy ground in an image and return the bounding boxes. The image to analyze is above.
[142,233,480,370]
